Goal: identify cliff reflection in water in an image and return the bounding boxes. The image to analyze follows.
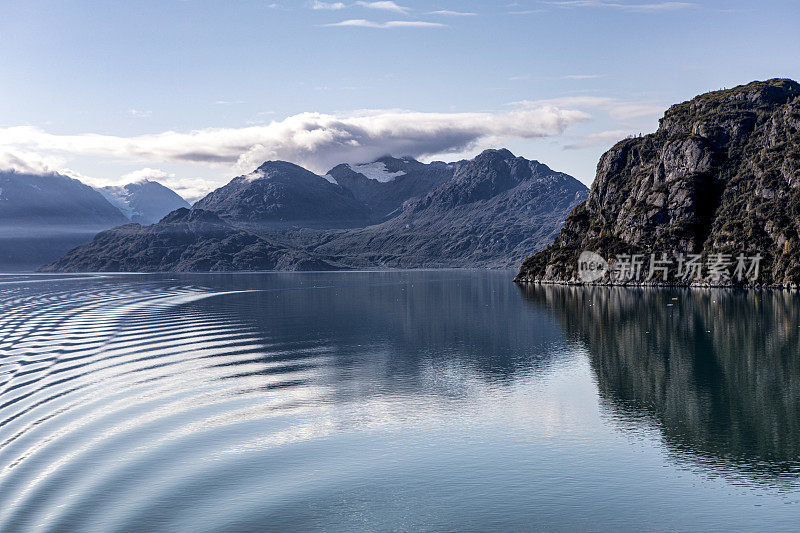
[519,284,800,479]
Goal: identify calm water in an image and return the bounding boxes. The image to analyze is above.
[0,271,799,532]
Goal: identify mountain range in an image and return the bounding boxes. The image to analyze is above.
[0,172,189,271]
[29,78,800,277]
[306,149,587,268]
[43,149,588,272]
[515,78,800,288]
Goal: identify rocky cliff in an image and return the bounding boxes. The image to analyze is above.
[516,78,800,288]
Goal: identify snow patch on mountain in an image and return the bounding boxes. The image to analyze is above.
[350,162,406,183]
[98,186,135,219]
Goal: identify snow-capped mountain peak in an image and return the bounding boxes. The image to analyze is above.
[97,180,190,225]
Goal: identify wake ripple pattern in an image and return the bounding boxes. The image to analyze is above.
[0,280,333,532]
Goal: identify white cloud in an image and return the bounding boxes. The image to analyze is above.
[511,96,665,120]
[545,1,695,11]
[426,9,477,16]
[310,0,346,9]
[120,167,172,183]
[0,149,97,186]
[0,149,71,176]
[324,19,446,28]
[0,106,591,175]
[355,1,410,13]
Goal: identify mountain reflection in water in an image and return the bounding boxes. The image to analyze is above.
[519,284,800,481]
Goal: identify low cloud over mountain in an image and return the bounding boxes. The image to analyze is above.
[0,107,589,177]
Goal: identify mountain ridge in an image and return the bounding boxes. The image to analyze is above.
[325,156,454,222]
[193,160,373,229]
[43,149,589,272]
[41,208,338,272]
[309,149,588,268]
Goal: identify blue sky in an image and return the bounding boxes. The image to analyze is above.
[0,0,798,199]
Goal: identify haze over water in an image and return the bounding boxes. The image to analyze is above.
[0,271,798,531]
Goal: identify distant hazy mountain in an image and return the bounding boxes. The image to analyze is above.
[42,208,337,272]
[326,156,454,222]
[311,149,589,268]
[193,161,372,229]
[98,179,190,225]
[44,149,589,272]
[0,170,129,271]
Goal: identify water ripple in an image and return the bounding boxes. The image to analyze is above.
[4,273,795,531]
[0,281,329,532]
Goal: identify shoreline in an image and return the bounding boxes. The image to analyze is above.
[513,278,800,291]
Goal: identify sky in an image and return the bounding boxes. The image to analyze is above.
[0,0,798,201]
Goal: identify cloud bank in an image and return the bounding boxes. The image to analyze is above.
[0,149,93,184]
[0,149,65,175]
[0,107,590,176]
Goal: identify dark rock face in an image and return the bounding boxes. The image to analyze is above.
[516,79,800,288]
[309,149,588,268]
[98,180,190,224]
[326,156,454,222]
[0,171,129,271]
[193,161,372,229]
[41,208,337,272]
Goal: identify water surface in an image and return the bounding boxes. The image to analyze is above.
[0,271,799,531]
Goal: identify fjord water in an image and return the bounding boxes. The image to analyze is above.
[1,272,799,532]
